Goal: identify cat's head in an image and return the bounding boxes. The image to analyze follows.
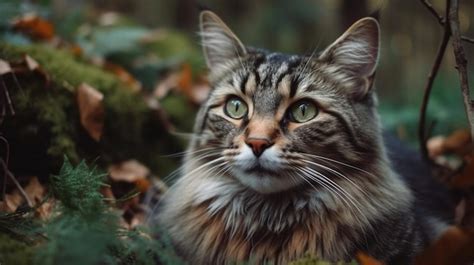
[192,11,382,193]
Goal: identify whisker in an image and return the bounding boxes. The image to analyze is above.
[301,158,370,197]
[299,152,379,179]
[298,166,373,246]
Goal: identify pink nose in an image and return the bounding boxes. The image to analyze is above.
[245,138,272,157]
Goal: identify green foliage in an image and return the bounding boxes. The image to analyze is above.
[37,158,183,265]
[51,157,107,217]
[0,233,35,265]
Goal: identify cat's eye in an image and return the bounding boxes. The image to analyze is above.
[289,100,318,123]
[224,97,248,119]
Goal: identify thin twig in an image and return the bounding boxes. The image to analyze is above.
[418,0,451,162]
[420,0,445,24]
[0,159,33,207]
[419,0,474,45]
[0,136,9,201]
[461,36,474,44]
[449,0,474,141]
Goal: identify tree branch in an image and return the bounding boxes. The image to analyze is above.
[420,0,445,24]
[449,0,474,141]
[419,0,474,45]
[461,36,474,44]
[418,0,451,162]
[0,159,33,207]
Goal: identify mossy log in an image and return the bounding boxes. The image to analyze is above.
[0,42,182,180]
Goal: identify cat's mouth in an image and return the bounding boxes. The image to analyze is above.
[242,164,277,176]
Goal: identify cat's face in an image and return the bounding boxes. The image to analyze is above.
[192,11,381,193]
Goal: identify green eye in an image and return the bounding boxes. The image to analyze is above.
[225,97,248,119]
[289,100,318,123]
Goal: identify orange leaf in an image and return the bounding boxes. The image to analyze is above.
[12,13,55,41]
[134,178,151,193]
[356,251,384,265]
[415,226,474,265]
[450,153,474,188]
[178,63,193,92]
[444,129,471,156]
[77,83,104,141]
[428,129,472,158]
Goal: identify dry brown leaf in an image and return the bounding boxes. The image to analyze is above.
[12,13,55,40]
[1,191,24,212]
[108,160,150,182]
[415,226,474,265]
[153,71,180,99]
[0,59,12,75]
[24,176,44,203]
[356,251,384,265]
[77,83,104,141]
[178,64,210,104]
[428,129,472,159]
[24,55,39,71]
[450,153,474,189]
[178,63,193,92]
[444,129,471,156]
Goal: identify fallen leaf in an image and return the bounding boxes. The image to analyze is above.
[356,251,384,265]
[103,62,141,93]
[109,160,150,182]
[24,176,53,219]
[0,59,12,75]
[178,64,210,104]
[450,153,474,188]
[77,83,104,141]
[1,191,23,212]
[24,176,44,203]
[12,13,55,41]
[134,178,151,193]
[427,136,446,159]
[24,55,39,71]
[444,129,472,156]
[428,129,472,159]
[153,71,180,99]
[415,226,474,265]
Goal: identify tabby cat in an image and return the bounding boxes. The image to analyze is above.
[158,11,455,265]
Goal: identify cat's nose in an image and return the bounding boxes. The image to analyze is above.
[245,138,273,157]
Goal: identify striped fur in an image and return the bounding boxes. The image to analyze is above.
[157,11,452,265]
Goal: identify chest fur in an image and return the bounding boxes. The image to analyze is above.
[161,182,369,264]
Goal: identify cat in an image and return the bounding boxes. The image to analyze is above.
[157,10,455,265]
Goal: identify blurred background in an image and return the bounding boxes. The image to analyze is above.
[1,0,473,178]
[2,0,473,135]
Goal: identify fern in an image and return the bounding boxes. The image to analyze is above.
[36,157,183,265]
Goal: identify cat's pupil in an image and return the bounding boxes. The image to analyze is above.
[234,101,240,112]
[300,104,307,116]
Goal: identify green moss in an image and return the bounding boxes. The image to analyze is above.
[0,42,182,176]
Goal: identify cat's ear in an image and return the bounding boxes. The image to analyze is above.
[319,17,380,92]
[199,11,247,69]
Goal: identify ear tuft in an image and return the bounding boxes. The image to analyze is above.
[199,11,246,69]
[319,17,380,78]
